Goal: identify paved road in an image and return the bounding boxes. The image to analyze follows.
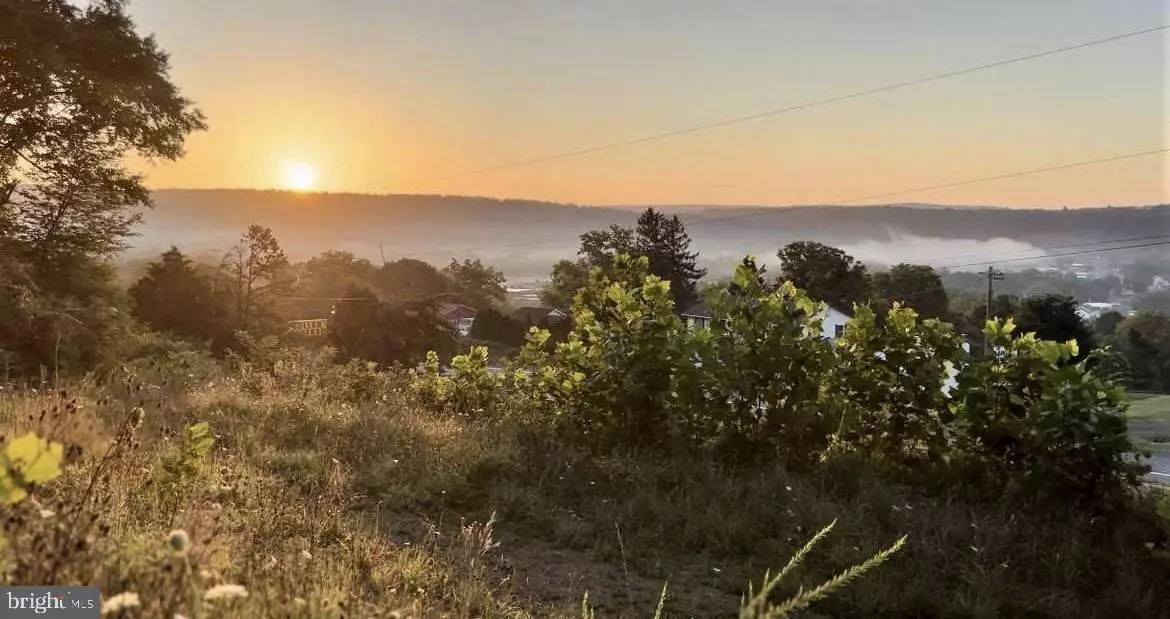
[1145,453,1170,485]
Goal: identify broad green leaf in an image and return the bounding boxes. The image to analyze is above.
[185,422,215,459]
[5,432,64,485]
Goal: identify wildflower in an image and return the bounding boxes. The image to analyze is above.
[167,529,190,556]
[101,592,140,614]
[1146,542,1156,550]
[300,549,313,561]
[294,597,307,607]
[203,584,249,601]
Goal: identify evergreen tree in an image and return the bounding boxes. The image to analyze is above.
[634,208,706,309]
[129,247,220,341]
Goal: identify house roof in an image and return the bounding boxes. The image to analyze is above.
[511,306,557,323]
[437,303,477,318]
[825,304,853,318]
[681,300,710,318]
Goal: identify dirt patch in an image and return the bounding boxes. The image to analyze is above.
[493,529,742,618]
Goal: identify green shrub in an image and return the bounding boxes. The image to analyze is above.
[949,318,1143,505]
[829,304,964,467]
[690,258,837,463]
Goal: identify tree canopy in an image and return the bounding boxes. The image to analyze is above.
[1114,312,1170,393]
[444,258,506,309]
[129,247,221,342]
[776,241,870,311]
[0,0,204,376]
[1014,294,1095,362]
[872,264,949,320]
[542,209,705,312]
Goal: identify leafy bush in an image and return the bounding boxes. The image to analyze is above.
[547,255,692,448]
[411,348,504,418]
[689,258,837,463]
[829,304,964,467]
[949,318,1143,505]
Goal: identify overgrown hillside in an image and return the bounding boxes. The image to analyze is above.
[4,258,1170,617]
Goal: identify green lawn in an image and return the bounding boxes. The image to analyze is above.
[1128,393,1170,421]
[1127,393,1170,454]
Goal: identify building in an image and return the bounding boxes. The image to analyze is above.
[437,303,478,336]
[511,306,569,327]
[680,300,852,341]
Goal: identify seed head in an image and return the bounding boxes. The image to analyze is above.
[167,529,190,555]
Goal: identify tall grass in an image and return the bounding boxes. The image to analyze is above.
[2,351,1169,617]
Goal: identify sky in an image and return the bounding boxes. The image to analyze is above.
[125,0,1168,207]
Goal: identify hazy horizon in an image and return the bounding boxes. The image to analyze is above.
[140,186,1170,211]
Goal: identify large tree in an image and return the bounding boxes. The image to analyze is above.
[443,258,506,309]
[129,247,221,341]
[1015,294,1095,362]
[329,286,454,367]
[1114,312,1170,393]
[872,263,949,320]
[634,208,706,309]
[578,224,636,272]
[1,0,205,267]
[543,213,706,312]
[776,241,870,311]
[375,258,452,303]
[0,0,203,375]
[218,225,292,333]
[541,259,588,309]
[297,250,378,299]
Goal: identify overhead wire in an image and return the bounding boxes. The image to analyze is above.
[383,24,1168,188]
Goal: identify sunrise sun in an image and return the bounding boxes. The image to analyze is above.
[283,162,317,191]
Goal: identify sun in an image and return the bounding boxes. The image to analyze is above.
[283,162,317,191]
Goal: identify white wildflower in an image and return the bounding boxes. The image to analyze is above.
[300,549,313,561]
[102,592,141,614]
[203,584,249,601]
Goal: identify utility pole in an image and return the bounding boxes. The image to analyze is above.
[983,266,1003,356]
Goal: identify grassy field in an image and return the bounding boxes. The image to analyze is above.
[1127,393,1170,454]
[2,354,1170,617]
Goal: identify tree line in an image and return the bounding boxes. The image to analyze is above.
[1,0,1165,395]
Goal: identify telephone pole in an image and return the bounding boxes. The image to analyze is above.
[983,267,1004,356]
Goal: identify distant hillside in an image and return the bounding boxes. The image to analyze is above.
[132,190,1169,279]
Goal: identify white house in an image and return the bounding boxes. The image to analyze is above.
[437,303,478,337]
[680,300,852,342]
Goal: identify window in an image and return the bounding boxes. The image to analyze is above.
[834,324,845,339]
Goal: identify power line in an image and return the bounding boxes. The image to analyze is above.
[399,147,1168,258]
[697,148,1169,226]
[387,24,1168,188]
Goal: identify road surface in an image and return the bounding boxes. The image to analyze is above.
[1145,453,1170,485]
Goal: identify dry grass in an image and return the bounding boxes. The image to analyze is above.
[2,353,1170,617]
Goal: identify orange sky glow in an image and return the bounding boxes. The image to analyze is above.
[127,0,1167,207]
